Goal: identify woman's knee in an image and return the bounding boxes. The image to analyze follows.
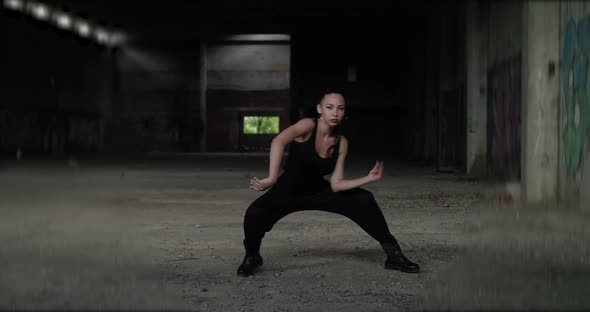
[245,197,288,221]
[351,188,375,203]
[244,203,269,220]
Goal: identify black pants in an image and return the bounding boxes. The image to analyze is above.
[242,186,398,252]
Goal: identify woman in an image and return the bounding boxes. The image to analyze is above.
[238,91,419,276]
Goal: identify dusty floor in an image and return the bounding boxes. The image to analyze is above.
[1,154,589,311]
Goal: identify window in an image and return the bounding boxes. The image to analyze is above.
[243,116,279,134]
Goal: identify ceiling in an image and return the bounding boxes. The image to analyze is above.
[40,0,416,42]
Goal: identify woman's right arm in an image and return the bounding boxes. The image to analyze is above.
[250,118,315,191]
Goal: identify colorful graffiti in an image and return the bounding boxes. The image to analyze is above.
[562,17,590,174]
[487,56,522,180]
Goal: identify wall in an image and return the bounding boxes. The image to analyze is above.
[464,1,523,178]
[406,6,439,164]
[423,14,440,165]
[110,41,291,153]
[465,0,589,207]
[560,1,590,210]
[205,43,290,152]
[465,0,489,176]
[487,1,524,181]
[487,56,522,180]
[111,44,201,152]
[206,45,289,91]
[0,10,112,156]
[488,2,523,67]
[438,2,466,171]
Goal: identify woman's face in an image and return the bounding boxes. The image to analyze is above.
[317,93,345,127]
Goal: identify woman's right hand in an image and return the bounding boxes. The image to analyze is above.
[249,176,276,191]
[367,161,384,182]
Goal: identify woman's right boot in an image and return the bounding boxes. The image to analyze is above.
[237,238,263,277]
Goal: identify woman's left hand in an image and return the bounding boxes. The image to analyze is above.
[249,176,276,191]
[367,160,384,182]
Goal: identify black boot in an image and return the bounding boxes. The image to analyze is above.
[237,254,263,277]
[381,241,419,273]
[237,239,263,277]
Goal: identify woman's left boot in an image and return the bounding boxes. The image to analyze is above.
[381,241,419,273]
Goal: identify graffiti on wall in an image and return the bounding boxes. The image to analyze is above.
[562,17,590,175]
[487,56,522,180]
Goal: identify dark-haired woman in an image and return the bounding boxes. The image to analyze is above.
[238,91,419,276]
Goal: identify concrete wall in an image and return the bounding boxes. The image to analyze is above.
[560,1,590,210]
[111,44,202,152]
[465,0,590,208]
[488,2,523,67]
[406,7,439,164]
[205,43,290,152]
[465,1,489,176]
[110,42,291,153]
[465,1,523,177]
[400,4,439,162]
[466,1,562,205]
[0,11,112,156]
[488,2,524,181]
[206,45,289,91]
[438,2,466,171]
[423,15,440,165]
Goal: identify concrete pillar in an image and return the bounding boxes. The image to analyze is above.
[99,49,115,151]
[424,11,438,164]
[522,1,560,204]
[439,6,451,93]
[465,1,488,177]
[200,42,207,152]
[437,4,450,169]
[582,155,590,211]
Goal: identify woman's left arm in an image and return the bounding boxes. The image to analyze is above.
[329,137,384,192]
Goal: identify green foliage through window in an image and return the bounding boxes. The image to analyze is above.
[243,116,279,134]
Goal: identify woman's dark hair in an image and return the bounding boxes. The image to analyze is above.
[322,87,345,96]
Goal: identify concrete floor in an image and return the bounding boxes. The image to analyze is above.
[0,154,588,311]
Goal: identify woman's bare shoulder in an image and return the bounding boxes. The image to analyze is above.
[337,135,349,151]
[291,118,315,142]
[296,117,315,128]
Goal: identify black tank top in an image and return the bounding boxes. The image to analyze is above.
[277,118,341,195]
